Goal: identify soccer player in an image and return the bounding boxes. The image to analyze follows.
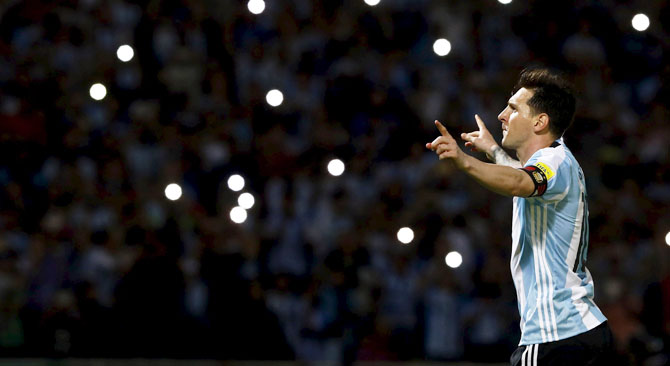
[426,67,613,365]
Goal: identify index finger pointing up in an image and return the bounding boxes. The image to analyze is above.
[474,114,488,132]
[434,120,451,138]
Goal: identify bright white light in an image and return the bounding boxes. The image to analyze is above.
[247,0,265,15]
[116,45,134,62]
[397,227,414,244]
[230,206,248,224]
[498,0,512,4]
[665,231,670,246]
[327,159,345,176]
[266,89,284,107]
[632,13,650,31]
[445,251,463,268]
[238,192,255,209]
[364,0,381,6]
[89,83,107,101]
[433,38,452,57]
[227,174,245,192]
[164,183,183,201]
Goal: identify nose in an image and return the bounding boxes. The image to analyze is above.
[498,107,508,124]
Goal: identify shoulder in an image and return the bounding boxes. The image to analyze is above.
[536,142,568,164]
[526,142,571,179]
[522,142,578,201]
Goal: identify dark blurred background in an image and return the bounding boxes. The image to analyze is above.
[0,0,669,365]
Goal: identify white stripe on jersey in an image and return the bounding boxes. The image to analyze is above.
[531,204,554,342]
[530,205,547,342]
[541,205,559,340]
[511,198,526,327]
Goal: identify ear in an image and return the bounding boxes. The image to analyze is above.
[534,113,550,133]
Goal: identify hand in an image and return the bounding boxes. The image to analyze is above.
[460,114,497,156]
[426,120,466,168]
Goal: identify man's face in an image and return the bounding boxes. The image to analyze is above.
[498,87,536,150]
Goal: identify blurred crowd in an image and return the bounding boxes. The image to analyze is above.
[1,0,670,364]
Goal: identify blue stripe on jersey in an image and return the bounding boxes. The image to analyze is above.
[511,142,606,346]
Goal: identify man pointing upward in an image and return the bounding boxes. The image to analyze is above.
[427,67,613,366]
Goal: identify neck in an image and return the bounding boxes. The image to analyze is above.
[516,135,556,165]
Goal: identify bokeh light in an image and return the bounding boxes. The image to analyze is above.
[247,0,265,15]
[327,159,345,176]
[445,251,463,268]
[665,231,670,246]
[238,192,255,209]
[397,227,414,244]
[498,0,512,4]
[230,207,248,224]
[433,38,452,57]
[632,13,650,31]
[89,83,107,101]
[266,89,284,107]
[227,174,245,191]
[164,183,182,201]
[116,45,134,62]
[364,0,381,6]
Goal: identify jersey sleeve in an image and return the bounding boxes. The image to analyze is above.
[519,148,569,200]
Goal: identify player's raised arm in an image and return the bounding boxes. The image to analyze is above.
[427,120,534,197]
[461,115,521,168]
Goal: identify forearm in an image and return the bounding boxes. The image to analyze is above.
[458,155,532,197]
[488,145,521,168]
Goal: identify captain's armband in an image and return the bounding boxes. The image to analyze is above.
[519,165,548,197]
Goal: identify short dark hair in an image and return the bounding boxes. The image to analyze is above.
[513,67,576,138]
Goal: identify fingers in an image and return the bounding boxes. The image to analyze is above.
[427,137,455,154]
[427,136,443,151]
[427,140,443,151]
[428,133,454,150]
[464,142,479,152]
[435,142,458,155]
[460,131,480,142]
[438,147,459,160]
[439,152,453,160]
[435,120,451,138]
[462,131,482,152]
[474,114,488,132]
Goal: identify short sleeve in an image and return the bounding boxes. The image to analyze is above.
[519,148,570,200]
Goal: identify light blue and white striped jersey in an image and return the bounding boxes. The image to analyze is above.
[511,140,606,346]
